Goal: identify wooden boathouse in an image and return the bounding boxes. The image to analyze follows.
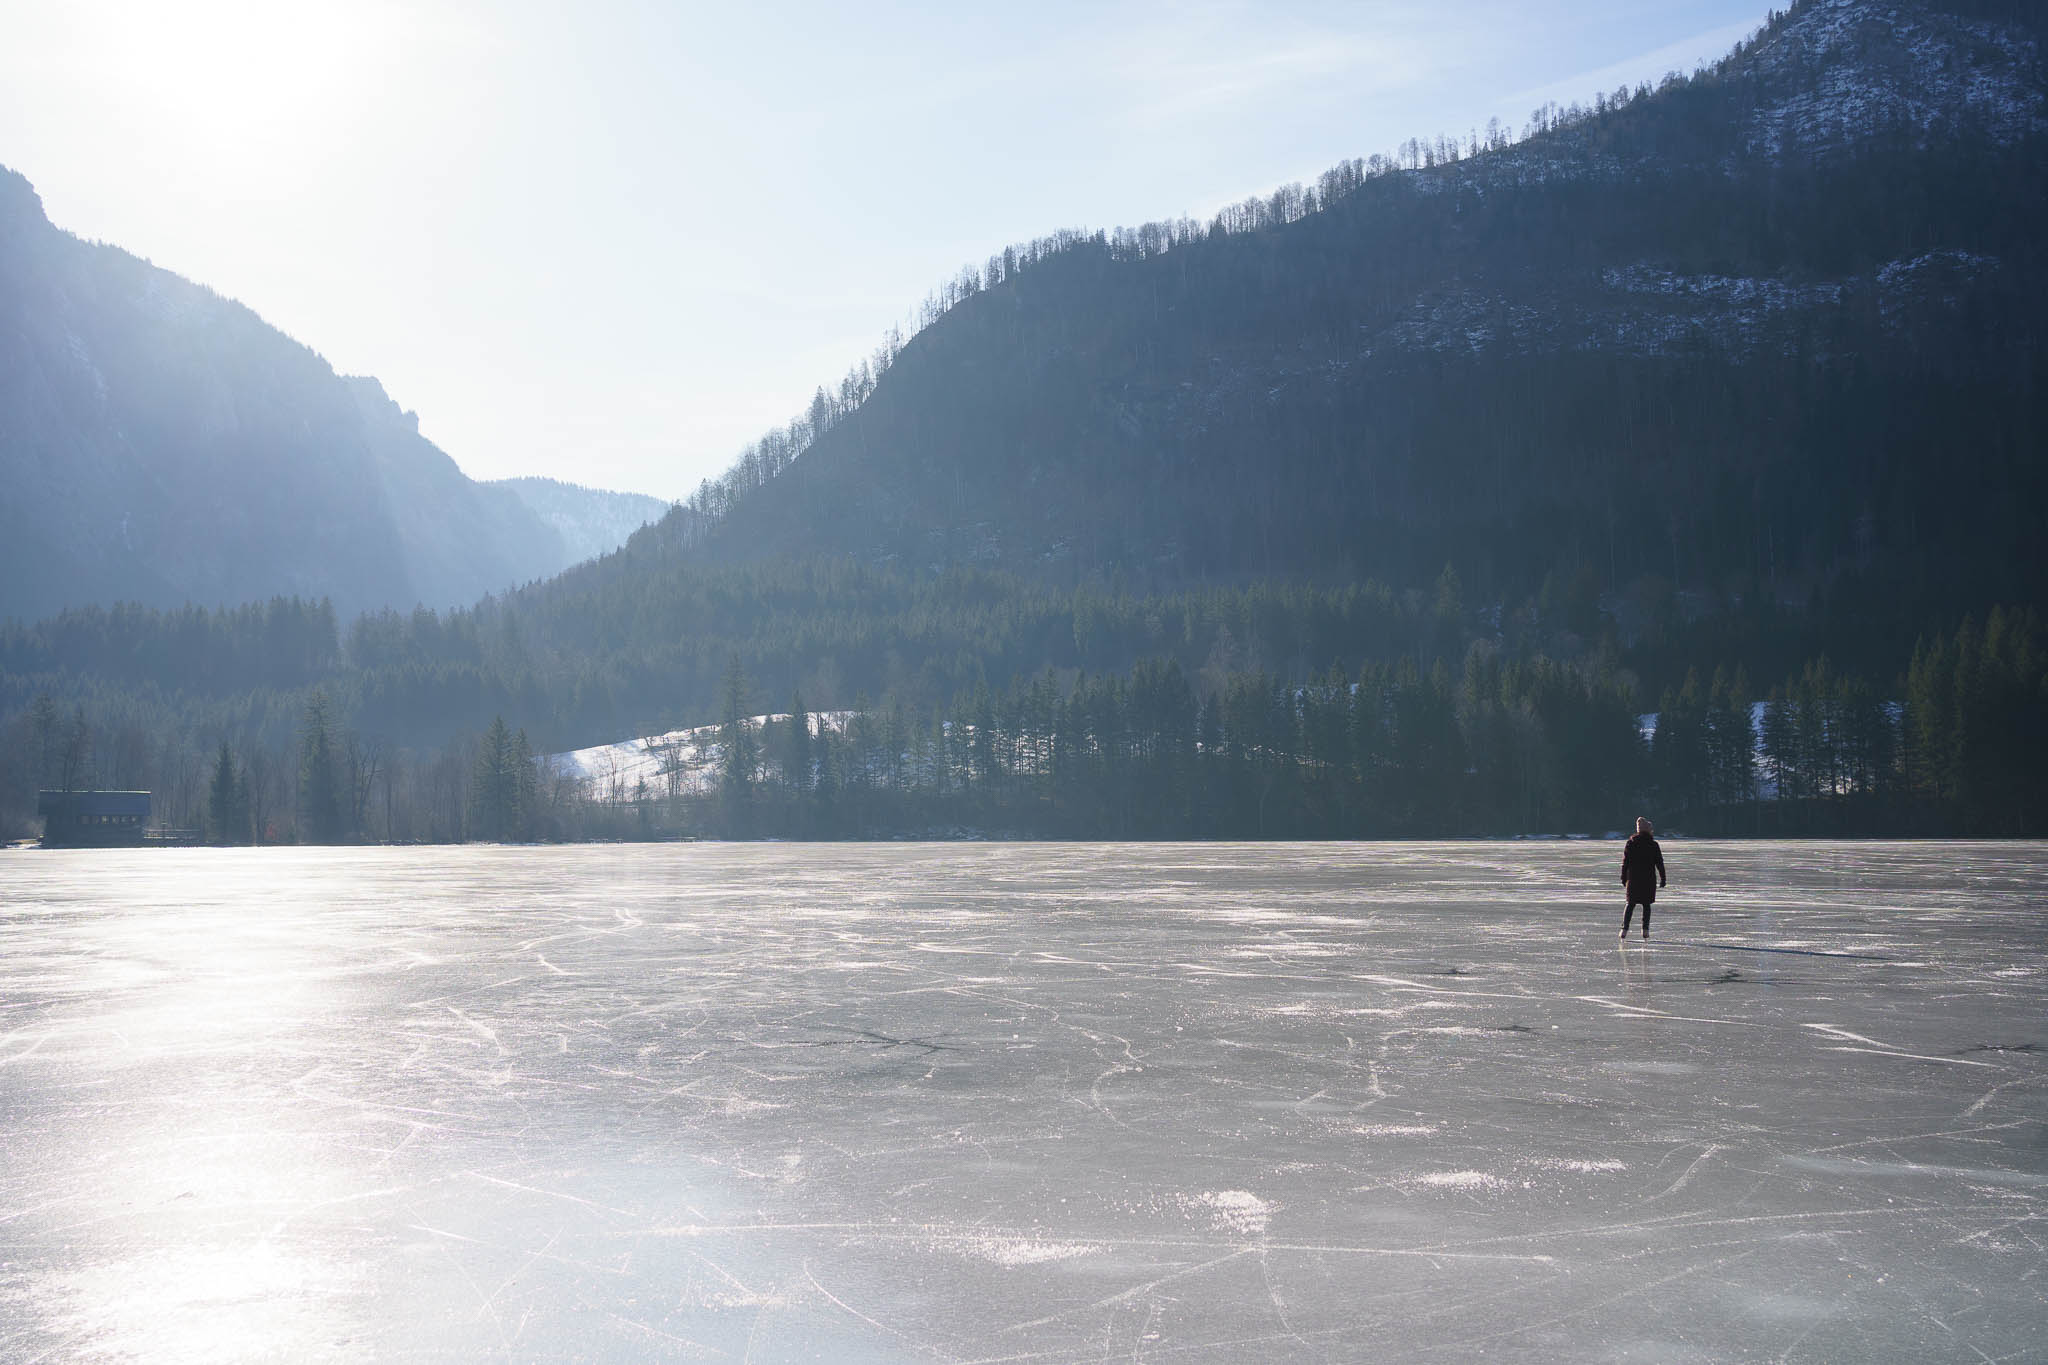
[36,790,151,847]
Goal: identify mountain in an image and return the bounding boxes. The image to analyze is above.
[489,477,669,568]
[6,0,2046,844]
[636,0,2044,639]
[0,168,636,622]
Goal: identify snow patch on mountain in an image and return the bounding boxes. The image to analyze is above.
[1358,249,1999,361]
[1601,266,1845,310]
[549,712,856,799]
[1874,248,2000,326]
[1742,0,2047,159]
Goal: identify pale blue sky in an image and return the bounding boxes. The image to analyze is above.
[1,1,1770,500]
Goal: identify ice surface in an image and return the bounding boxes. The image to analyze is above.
[0,841,2042,1362]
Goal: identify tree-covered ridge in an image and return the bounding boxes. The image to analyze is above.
[631,0,2044,620]
[665,134,2043,612]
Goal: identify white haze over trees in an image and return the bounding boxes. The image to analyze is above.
[0,0,1768,501]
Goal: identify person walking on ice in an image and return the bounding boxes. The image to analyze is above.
[1621,817,1666,941]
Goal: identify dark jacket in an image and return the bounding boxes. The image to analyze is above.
[1622,833,1666,902]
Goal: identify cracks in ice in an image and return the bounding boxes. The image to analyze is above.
[1645,1143,1728,1203]
[3,844,2042,1361]
[802,1260,953,1361]
[792,1027,958,1058]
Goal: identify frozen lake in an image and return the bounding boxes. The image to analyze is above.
[1,842,2043,1363]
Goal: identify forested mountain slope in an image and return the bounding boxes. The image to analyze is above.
[0,168,588,622]
[640,0,2044,632]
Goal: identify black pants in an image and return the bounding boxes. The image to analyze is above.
[1622,900,1651,935]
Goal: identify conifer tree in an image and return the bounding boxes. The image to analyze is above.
[27,694,60,790]
[718,656,757,832]
[1759,687,1795,816]
[813,724,840,833]
[783,691,812,795]
[207,740,248,844]
[1653,669,1707,818]
[1904,635,1954,805]
[513,729,538,840]
[968,680,997,791]
[59,705,92,794]
[1704,667,1755,816]
[469,715,519,841]
[298,693,345,843]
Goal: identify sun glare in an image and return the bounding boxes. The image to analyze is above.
[78,1,404,172]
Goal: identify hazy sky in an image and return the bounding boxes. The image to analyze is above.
[2,1,1770,501]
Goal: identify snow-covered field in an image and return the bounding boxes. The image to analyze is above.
[549,710,855,799]
[1,841,2042,1361]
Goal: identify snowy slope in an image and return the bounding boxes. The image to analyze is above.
[1740,0,2046,159]
[549,712,856,799]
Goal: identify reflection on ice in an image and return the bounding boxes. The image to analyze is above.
[0,841,2043,1362]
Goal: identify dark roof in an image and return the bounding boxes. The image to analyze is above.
[38,790,152,817]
